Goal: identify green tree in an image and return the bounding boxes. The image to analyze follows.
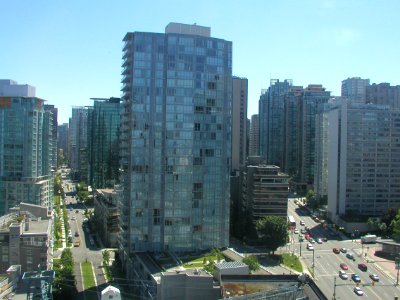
[305,189,317,209]
[242,255,260,272]
[256,216,288,254]
[53,249,76,299]
[391,211,400,242]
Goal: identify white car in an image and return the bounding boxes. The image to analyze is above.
[294,229,299,234]
[309,238,315,244]
[339,270,348,279]
[354,287,364,296]
[307,243,314,250]
[300,220,305,226]
[317,238,323,244]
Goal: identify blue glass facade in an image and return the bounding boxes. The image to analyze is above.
[120,25,232,253]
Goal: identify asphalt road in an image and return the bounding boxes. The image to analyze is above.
[62,179,107,299]
[288,198,400,300]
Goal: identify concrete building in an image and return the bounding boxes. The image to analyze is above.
[315,100,400,222]
[87,97,121,189]
[0,80,36,97]
[214,261,249,281]
[119,22,232,258]
[249,114,259,156]
[341,77,370,104]
[0,93,55,215]
[238,157,289,237]
[258,79,292,166]
[366,82,400,108]
[93,188,119,248]
[44,105,58,170]
[0,203,52,273]
[232,77,248,171]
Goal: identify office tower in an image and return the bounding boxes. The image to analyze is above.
[231,77,248,171]
[283,86,303,178]
[299,85,330,185]
[119,23,232,256]
[249,114,259,156]
[87,97,121,189]
[258,79,292,166]
[69,107,89,180]
[315,100,400,221]
[57,123,69,164]
[0,90,55,215]
[366,82,400,108]
[341,77,370,104]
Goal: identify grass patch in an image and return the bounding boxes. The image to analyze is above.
[81,261,96,289]
[281,253,302,272]
[182,255,221,268]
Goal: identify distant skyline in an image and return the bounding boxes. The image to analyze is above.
[1,0,400,123]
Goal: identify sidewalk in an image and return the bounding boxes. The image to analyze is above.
[366,246,398,283]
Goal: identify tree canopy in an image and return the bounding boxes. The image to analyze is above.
[256,216,288,254]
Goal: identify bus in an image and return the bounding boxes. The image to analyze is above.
[288,215,296,228]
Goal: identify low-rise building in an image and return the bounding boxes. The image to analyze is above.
[93,188,119,248]
[0,203,52,273]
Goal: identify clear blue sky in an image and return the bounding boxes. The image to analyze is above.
[1,0,400,123]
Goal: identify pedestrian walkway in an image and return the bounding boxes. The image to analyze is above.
[365,246,399,283]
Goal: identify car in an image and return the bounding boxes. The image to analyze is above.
[300,220,305,226]
[340,247,347,253]
[309,238,315,243]
[340,263,348,270]
[301,229,307,234]
[74,231,79,237]
[322,237,328,242]
[294,229,299,234]
[354,287,364,296]
[74,240,80,247]
[352,274,361,283]
[71,216,76,220]
[305,233,310,240]
[307,243,314,250]
[339,270,348,279]
[305,226,309,231]
[75,210,79,213]
[333,248,340,254]
[369,274,379,281]
[346,252,354,259]
[69,208,73,212]
[316,238,323,244]
[358,263,367,271]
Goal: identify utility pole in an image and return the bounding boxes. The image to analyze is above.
[333,276,336,300]
[396,256,400,286]
[299,239,302,257]
[312,249,315,277]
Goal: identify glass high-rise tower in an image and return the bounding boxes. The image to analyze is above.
[119,23,232,254]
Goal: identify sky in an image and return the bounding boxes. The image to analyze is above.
[1,0,400,124]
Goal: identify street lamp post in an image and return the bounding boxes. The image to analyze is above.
[312,249,315,277]
[396,256,400,286]
[333,276,337,300]
[299,240,302,257]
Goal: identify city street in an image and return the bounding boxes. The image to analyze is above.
[61,179,107,299]
[288,198,400,299]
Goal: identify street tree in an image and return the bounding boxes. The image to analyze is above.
[242,255,260,271]
[256,216,288,254]
[391,210,400,242]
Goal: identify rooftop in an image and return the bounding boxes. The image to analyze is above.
[215,261,247,270]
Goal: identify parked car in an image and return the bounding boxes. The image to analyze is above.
[340,247,347,253]
[340,263,348,270]
[74,231,79,237]
[294,229,299,234]
[301,229,307,234]
[309,238,315,244]
[369,274,379,281]
[300,220,305,226]
[339,270,348,279]
[307,243,314,250]
[354,287,364,296]
[358,263,368,271]
[316,238,323,244]
[346,252,354,259]
[352,274,361,283]
[333,248,340,254]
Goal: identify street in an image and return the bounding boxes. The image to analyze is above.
[288,198,400,300]
[61,179,108,299]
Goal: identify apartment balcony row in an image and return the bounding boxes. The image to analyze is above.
[121,65,132,76]
[121,57,132,68]
[121,83,131,92]
[121,74,131,83]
